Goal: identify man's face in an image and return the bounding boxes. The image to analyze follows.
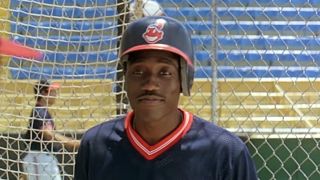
[125,50,181,117]
[47,89,57,106]
[41,88,57,106]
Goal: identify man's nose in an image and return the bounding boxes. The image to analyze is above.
[141,74,160,91]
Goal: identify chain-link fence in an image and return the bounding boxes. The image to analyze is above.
[162,0,320,179]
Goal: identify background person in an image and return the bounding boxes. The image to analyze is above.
[21,79,80,180]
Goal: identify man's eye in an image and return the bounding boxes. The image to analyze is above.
[160,71,171,76]
[132,70,143,75]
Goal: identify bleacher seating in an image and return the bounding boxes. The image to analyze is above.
[14,35,216,48]
[195,66,320,78]
[10,66,116,79]
[12,7,116,18]
[93,20,305,35]
[217,49,320,63]
[6,0,320,132]
[9,0,320,80]
[11,65,320,80]
[156,0,211,5]
[157,0,319,6]
[11,49,316,65]
[12,0,319,20]
[13,0,118,6]
[12,35,118,47]
[19,6,320,21]
[165,7,320,20]
[219,21,320,33]
[43,51,118,63]
[14,51,208,64]
[11,21,116,34]
[229,0,318,6]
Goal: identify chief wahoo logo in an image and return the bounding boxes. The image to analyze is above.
[143,19,166,43]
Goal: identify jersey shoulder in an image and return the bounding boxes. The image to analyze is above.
[81,116,126,143]
[191,116,247,154]
[188,116,257,180]
[31,106,52,120]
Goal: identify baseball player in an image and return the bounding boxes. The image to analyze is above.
[21,79,80,180]
[75,16,258,180]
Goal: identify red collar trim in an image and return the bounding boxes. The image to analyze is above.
[125,109,193,160]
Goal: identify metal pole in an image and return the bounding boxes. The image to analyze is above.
[211,0,218,122]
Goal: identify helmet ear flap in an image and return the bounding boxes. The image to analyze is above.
[180,58,193,96]
[119,55,129,91]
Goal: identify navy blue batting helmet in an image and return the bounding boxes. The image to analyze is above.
[119,16,194,96]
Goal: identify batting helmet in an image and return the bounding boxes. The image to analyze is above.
[119,16,194,96]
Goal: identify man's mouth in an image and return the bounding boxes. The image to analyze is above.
[137,95,164,103]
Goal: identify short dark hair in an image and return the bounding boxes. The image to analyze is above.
[34,79,49,97]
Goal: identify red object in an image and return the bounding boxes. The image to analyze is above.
[0,37,43,60]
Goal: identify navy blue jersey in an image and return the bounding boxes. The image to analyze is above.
[25,104,56,151]
[75,110,257,180]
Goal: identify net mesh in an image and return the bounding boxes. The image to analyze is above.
[1,0,129,179]
[1,0,320,179]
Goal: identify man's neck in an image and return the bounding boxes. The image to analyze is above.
[133,110,182,145]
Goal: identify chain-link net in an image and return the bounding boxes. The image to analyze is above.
[1,0,129,179]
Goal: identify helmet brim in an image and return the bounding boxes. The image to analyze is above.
[120,44,193,67]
